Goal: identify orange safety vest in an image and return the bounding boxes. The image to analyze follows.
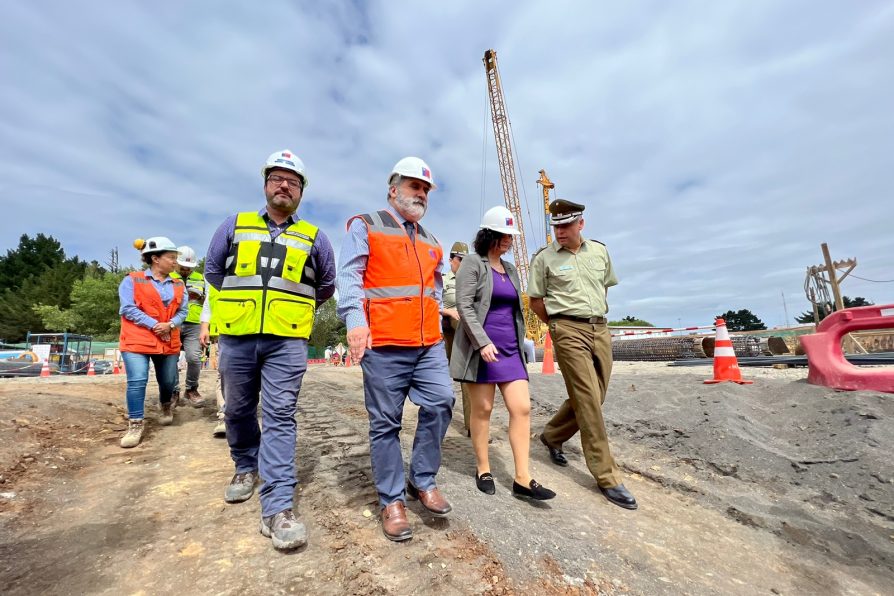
[348,210,443,348]
[119,272,185,355]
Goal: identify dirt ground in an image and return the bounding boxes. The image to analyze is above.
[0,362,892,595]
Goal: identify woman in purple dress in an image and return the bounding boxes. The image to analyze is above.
[449,206,555,501]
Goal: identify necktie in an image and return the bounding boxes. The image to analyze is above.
[404,221,416,244]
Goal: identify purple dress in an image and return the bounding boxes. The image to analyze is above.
[477,269,528,383]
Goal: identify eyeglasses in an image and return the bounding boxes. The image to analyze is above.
[266,174,303,189]
[450,253,464,260]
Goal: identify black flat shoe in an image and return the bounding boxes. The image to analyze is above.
[475,471,496,495]
[512,479,556,501]
[599,484,638,510]
[540,434,568,467]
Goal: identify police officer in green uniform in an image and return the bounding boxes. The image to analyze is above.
[528,199,637,510]
[171,245,206,407]
[441,241,473,434]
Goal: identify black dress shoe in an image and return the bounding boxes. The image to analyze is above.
[512,479,556,501]
[475,471,495,495]
[540,434,568,467]
[599,484,638,510]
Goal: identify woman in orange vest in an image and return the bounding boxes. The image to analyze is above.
[118,237,189,448]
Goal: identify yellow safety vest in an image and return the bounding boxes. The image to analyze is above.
[171,271,206,324]
[216,212,319,338]
[207,284,220,337]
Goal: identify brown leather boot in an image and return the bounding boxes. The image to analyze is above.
[380,501,412,542]
[407,483,452,517]
[185,389,205,408]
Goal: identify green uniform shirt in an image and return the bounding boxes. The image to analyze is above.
[528,239,618,317]
[443,269,458,310]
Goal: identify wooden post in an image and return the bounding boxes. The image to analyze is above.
[821,243,844,311]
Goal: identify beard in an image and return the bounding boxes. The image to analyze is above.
[394,189,427,221]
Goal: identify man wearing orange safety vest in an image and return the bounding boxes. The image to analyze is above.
[336,157,454,542]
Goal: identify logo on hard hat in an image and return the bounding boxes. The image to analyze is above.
[505,217,514,226]
[422,167,431,178]
[282,152,292,158]
[275,158,296,167]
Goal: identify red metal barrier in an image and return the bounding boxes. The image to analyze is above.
[800,304,894,393]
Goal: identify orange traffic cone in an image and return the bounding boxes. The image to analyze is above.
[541,332,556,375]
[705,318,753,385]
[40,359,51,378]
[87,360,96,376]
[113,360,120,375]
[345,352,352,368]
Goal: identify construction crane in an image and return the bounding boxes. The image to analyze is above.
[536,169,555,244]
[482,49,532,292]
[483,49,549,340]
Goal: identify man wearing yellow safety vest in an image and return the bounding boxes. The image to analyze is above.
[171,246,206,408]
[199,282,226,437]
[204,150,336,551]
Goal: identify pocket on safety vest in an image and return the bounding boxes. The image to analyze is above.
[235,241,261,276]
[267,298,314,336]
[215,297,258,331]
[281,246,309,284]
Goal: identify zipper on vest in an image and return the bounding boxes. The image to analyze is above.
[257,239,274,333]
[409,233,425,345]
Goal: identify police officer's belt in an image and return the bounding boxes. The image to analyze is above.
[551,314,607,325]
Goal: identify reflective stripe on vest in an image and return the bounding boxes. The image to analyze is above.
[349,210,443,347]
[119,272,184,355]
[207,284,220,337]
[217,212,319,338]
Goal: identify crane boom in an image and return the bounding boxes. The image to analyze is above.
[536,169,555,244]
[483,49,530,291]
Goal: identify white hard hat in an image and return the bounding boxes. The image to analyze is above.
[480,206,521,235]
[176,245,198,268]
[388,156,436,189]
[262,149,308,188]
[134,236,178,255]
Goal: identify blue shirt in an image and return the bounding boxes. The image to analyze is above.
[336,206,444,331]
[204,207,336,306]
[118,271,190,329]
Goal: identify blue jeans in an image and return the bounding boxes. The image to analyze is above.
[219,334,308,517]
[121,352,178,420]
[360,342,454,507]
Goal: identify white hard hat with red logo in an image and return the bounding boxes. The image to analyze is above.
[262,150,308,188]
[388,156,436,189]
[176,245,198,268]
[480,206,521,235]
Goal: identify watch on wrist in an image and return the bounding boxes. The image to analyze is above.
[169,322,176,330]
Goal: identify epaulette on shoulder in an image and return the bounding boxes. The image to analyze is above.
[588,238,606,246]
[531,245,549,263]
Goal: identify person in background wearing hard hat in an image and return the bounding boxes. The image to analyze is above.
[528,199,637,510]
[204,150,336,551]
[441,241,474,436]
[171,245,206,408]
[117,237,189,448]
[451,207,556,501]
[199,281,226,437]
[336,157,454,542]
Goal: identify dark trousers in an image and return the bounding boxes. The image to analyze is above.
[219,334,308,517]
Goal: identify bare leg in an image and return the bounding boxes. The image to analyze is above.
[499,380,532,485]
[468,383,496,474]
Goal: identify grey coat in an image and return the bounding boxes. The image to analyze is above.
[449,253,527,382]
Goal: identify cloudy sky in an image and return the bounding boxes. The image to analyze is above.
[2,1,892,328]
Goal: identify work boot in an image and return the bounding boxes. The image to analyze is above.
[171,390,181,409]
[185,389,205,408]
[259,509,307,550]
[224,470,258,503]
[120,420,144,448]
[213,418,226,437]
[159,402,174,426]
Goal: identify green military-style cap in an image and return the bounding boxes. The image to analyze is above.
[549,198,586,225]
[449,241,469,258]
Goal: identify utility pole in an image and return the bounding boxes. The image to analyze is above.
[781,290,790,328]
[821,243,846,311]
